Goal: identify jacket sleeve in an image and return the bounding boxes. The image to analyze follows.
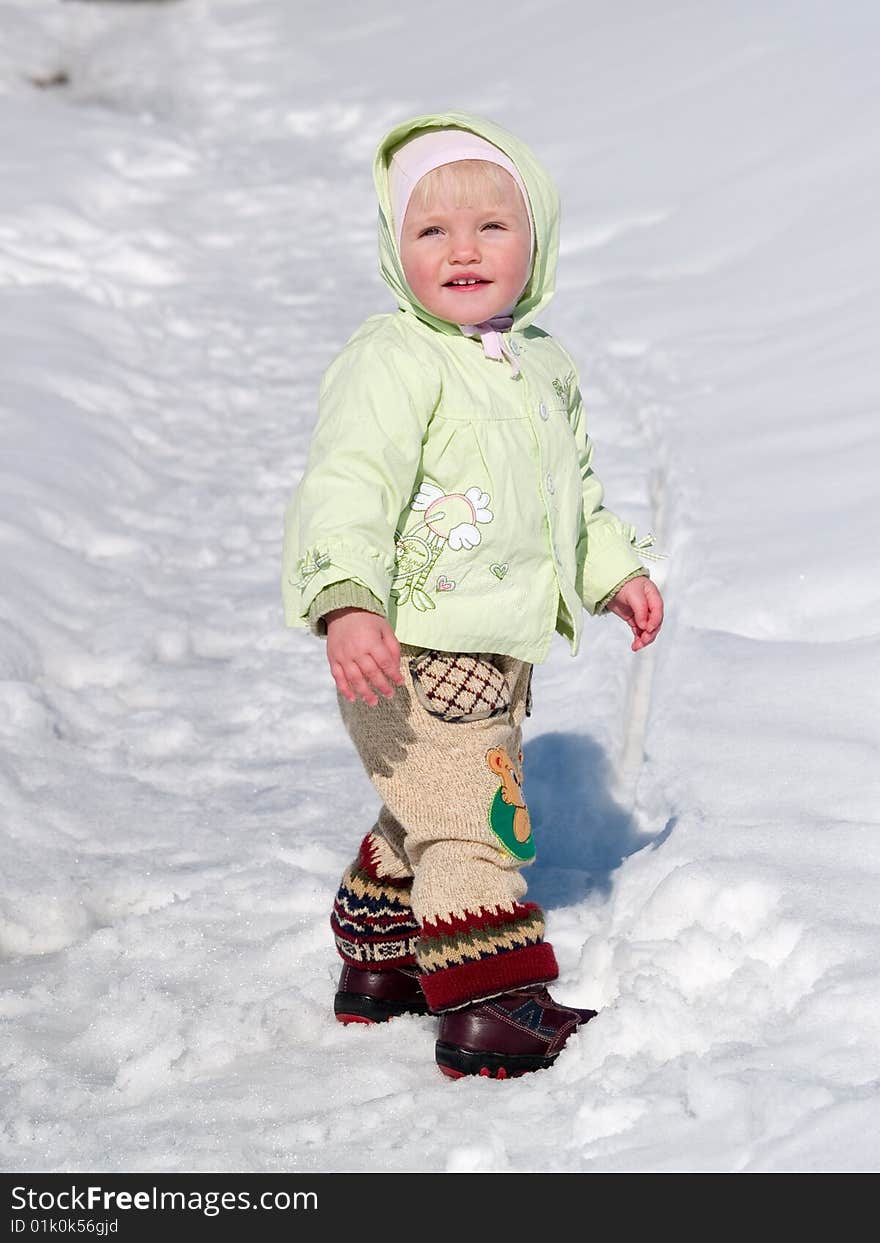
[563,358,650,615]
[282,333,440,630]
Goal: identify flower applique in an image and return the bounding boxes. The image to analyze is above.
[392,482,493,611]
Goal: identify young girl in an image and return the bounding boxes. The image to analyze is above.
[282,112,663,1079]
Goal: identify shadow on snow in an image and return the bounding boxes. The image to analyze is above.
[523,730,675,909]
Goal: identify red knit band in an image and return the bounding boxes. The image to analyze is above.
[420,941,559,1012]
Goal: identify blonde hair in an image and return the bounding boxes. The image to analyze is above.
[409,159,525,216]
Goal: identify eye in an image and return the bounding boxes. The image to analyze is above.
[417,226,442,238]
[482,221,507,231]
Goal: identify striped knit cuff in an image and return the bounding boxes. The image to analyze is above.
[308,581,386,637]
[421,941,559,1012]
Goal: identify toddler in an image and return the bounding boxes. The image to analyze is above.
[282,112,664,1079]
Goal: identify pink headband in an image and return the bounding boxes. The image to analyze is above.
[388,129,534,264]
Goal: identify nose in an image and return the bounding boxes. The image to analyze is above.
[447,229,481,263]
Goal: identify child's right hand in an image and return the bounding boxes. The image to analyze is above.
[324,608,405,706]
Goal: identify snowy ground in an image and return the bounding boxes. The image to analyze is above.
[2,0,879,1173]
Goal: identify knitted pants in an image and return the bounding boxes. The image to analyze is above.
[330,644,559,1011]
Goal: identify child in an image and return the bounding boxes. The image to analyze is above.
[282,112,664,1079]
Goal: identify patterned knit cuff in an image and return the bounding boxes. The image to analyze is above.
[307,581,386,637]
[596,567,650,615]
[417,901,558,1010]
[331,835,418,970]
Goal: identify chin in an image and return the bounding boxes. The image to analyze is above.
[437,299,507,324]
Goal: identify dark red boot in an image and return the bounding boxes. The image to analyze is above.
[334,963,430,1024]
[435,985,597,1078]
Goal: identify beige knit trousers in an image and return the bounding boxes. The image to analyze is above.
[330,645,559,1011]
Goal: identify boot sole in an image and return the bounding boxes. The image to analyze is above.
[435,1041,558,1079]
[334,992,431,1024]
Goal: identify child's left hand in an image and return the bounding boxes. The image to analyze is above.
[605,577,664,651]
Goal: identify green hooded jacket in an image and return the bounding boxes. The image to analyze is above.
[281,111,649,664]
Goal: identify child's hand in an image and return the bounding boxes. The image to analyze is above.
[325,608,405,706]
[605,577,664,652]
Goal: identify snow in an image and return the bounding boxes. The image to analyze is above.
[1,0,879,1173]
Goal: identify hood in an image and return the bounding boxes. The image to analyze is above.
[373,111,560,336]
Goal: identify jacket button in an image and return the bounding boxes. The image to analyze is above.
[539,401,549,420]
[546,472,556,495]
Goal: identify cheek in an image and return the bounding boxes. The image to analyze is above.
[402,252,432,297]
[508,245,533,292]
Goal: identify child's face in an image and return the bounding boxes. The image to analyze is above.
[400,170,532,325]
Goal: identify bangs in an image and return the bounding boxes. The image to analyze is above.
[410,159,518,214]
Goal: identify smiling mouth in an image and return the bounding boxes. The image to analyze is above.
[444,278,491,288]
